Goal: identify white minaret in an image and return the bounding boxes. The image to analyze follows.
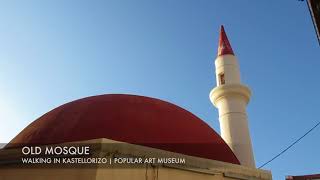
[209,26,255,167]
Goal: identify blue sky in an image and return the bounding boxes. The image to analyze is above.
[0,0,319,179]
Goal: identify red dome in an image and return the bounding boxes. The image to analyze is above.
[7,94,240,164]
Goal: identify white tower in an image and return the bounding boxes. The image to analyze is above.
[209,26,255,167]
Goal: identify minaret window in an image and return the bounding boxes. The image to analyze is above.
[219,73,225,85]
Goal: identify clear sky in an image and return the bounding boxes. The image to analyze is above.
[0,0,319,179]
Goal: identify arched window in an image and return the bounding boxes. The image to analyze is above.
[219,73,225,85]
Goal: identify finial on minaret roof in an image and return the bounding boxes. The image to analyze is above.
[217,25,234,56]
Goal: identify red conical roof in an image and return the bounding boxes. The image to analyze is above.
[217,25,234,56]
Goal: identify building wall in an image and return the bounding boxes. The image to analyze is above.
[0,138,272,180]
[0,168,97,180]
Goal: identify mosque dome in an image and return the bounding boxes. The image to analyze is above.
[6,94,240,165]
